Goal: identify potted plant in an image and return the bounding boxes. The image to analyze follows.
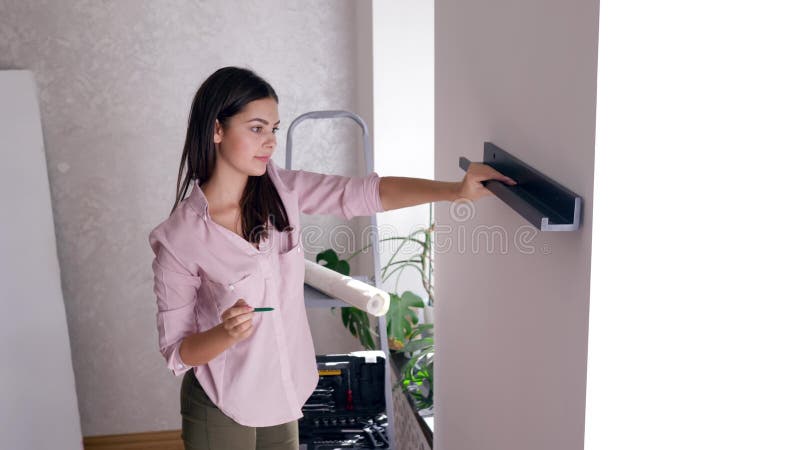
[313,204,435,410]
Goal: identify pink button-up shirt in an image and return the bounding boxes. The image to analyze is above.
[147,158,384,427]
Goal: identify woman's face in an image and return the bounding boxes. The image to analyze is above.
[213,97,280,177]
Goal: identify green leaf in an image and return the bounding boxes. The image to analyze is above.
[408,323,434,341]
[386,291,425,345]
[403,337,434,354]
[315,249,350,276]
[335,259,350,276]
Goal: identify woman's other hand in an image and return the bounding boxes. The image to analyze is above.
[219,299,255,343]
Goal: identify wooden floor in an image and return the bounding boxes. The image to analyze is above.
[83,430,183,450]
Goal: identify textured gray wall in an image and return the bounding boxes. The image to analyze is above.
[0,0,374,436]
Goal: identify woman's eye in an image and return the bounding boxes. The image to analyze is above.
[272,127,280,134]
[251,126,263,133]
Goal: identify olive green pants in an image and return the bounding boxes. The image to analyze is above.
[180,369,300,450]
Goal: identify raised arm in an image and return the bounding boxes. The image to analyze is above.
[272,161,516,217]
[378,162,518,210]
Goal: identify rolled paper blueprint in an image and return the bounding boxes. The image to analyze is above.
[304,259,390,316]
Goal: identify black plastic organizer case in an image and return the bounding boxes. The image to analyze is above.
[298,353,391,449]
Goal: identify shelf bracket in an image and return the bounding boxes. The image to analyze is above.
[459,142,582,231]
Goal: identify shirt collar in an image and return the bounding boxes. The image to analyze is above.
[184,176,270,256]
[186,178,209,220]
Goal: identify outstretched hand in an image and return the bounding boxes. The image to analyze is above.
[454,162,517,201]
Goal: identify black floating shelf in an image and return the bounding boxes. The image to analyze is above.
[459,142,582,231]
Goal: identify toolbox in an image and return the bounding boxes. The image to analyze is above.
[298,351,390,449]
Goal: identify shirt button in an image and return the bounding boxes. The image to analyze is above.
[227,284,235,291]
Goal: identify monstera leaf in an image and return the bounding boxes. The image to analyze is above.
[315,249,350,276]
[341,307,377,350]
[386,291,425,349]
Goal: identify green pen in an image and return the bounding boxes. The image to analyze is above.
[253,307,275,312]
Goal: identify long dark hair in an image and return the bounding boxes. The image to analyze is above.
[171,66,290,244]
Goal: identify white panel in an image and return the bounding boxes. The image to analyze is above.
[0,70,83,449]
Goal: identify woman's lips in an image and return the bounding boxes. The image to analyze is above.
[255,155,270,162]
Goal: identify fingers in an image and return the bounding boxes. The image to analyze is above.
[488,168,517,185]
[221,298,253,321]
[225,311,254,329]
[219,298,257,342]
[469,162,517,185]
[224,319,253,341]
[229,317,253,335]
[221,301,255,340]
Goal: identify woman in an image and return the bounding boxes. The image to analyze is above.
[148,66,516,450]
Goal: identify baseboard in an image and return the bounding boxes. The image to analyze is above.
[83,430,183,450]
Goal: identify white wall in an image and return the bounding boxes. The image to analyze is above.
[434,0,599,448]
[585,2,800,449]
[0,70,83,450]
[373,0,435,309]
[0,0,371,436]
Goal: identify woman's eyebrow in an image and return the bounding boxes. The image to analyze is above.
[246,118,280,125]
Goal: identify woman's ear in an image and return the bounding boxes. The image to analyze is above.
[213,119,223,144]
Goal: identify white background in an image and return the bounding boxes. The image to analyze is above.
[586,1,800,448]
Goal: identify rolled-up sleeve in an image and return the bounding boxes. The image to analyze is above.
[148,228,201,376]
[276,167,385,219]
